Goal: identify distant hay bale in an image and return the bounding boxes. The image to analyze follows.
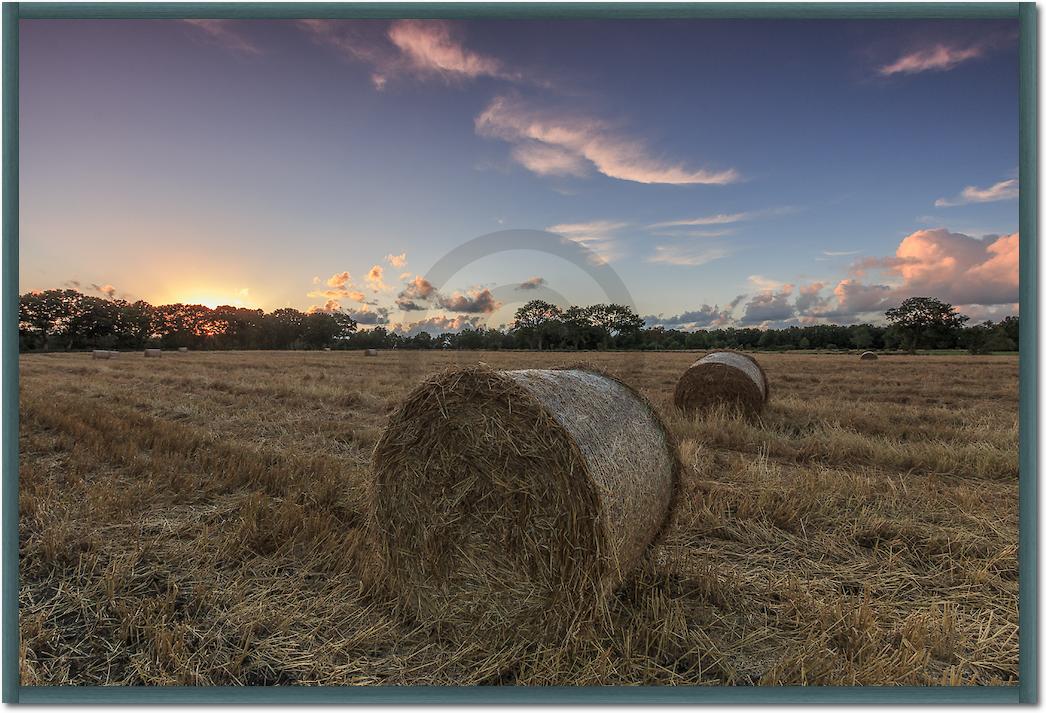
[673,350,769,415]
[370,365,681,642]
[91,350,111,360]
[860,351,878,360]
[365,349,378,357]
[143,349,162,358]
[323,347,332,352]
[177,347,189,353]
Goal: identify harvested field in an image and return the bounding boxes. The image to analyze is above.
[18,350,1019,686]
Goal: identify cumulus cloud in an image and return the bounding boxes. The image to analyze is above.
[644,305,733,330]
[516,276,547,291]
[647,245,730,267]
[385,252,407,269]
[182,20,261,56]
[366,264,388,291]
[308,287,368,303]
[395,275,438,311]
[935,178,1019,207]
[327,271,352,288]
[437,288,500,314]
[90,283,117,299]
[741,285,795,324]
[392,314,483,337]
[476,95,739,186]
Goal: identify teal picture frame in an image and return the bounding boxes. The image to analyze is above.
[1,2,1036,703]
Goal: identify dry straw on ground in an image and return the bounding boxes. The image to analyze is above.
[18,350,1018,686]
[861,352,879,360]
[674,351,769,415]
[370,365,681,643]
[143,349,162,358]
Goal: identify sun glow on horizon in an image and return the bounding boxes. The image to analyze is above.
[167,287,255,310]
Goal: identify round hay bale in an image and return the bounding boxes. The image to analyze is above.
[91,350,110,360]
[143,348,162,358]
[177,347,189,353]
[365,348,378,357]
[860,351,878,360]
[323,347,332,352]
[370,365,681,642]
[673,350,769,415]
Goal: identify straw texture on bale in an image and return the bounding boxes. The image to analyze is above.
[365,349,378,357]
[143,349,162,358]
[370,365,681,642]
[860,351,879,360]
[91,350,110,360]
[673,350,769,415]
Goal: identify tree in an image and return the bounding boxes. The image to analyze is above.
[885,297,968,353]
[512,300,563,350]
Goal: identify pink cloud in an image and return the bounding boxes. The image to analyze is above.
[878,42,984,76]
[438,288,501,314]
[366,264,388,291]
[935,178,1018,207]
[387,20,512,81]
[477,95,739,186]
[392,314,483,337]
[182,20,261,56]
[385,252,407,269]
[327,271,352,288]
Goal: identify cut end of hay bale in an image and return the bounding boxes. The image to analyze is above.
[369,365,680,642]
[91,350,111,360]
[860,351,879,360]
[673,350,769,415]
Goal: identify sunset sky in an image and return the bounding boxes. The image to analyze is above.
[20,18,1020,334]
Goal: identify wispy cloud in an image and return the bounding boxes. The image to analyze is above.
[935,178,1019,207]
[647,245,730,267]
[182,20,261,56]
[821,249,862,257]
[648,212,753,229]
[547,220,629,263]
[298,19,536,90]
[878,41,985,76]
[477,95,739,186]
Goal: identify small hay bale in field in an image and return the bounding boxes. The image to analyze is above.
[177,347,189,353]
[365,348,378,357]
[143,348,162,358]
[860,351,878,360]
[673,350,769,415]
[91,350,110,360]
[370,365,681,642]
[323,347,332,352]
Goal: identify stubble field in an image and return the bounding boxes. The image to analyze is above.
[18,350,1019,686]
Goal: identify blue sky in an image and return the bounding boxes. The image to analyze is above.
[19,18,1020,333]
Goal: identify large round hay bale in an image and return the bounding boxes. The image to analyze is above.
[370,365,681,641]
[177,346,189,353]
[860,351,878,360]
[673,350,769,414]
[365,348,378,357]
[91,350,110,360]
[143,348,162,358]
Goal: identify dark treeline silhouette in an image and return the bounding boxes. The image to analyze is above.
[19,290,1019,354]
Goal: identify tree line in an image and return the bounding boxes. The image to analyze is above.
[19,289,1018,354]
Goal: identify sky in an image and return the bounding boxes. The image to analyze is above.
[19,18,1020,334]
